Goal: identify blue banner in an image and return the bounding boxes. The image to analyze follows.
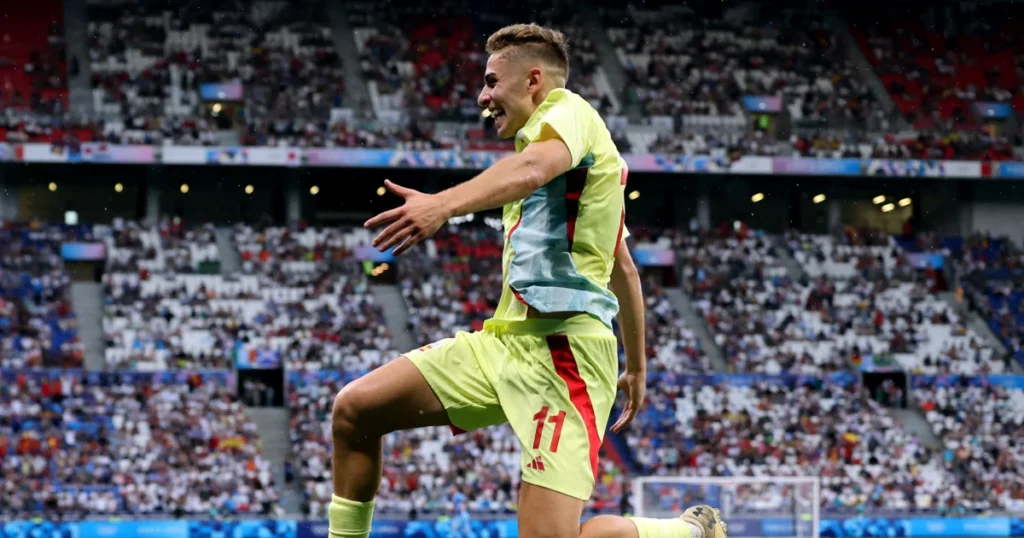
[773,157,862,176]
[4,517,1024,538]
[999,162,1024,178]
[78,520,189,538]
[974,102,1012,120]
[912,375,1024,390]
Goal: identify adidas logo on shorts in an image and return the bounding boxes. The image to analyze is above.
[526,456,545,472]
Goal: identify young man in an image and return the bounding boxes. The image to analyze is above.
[329,24,728,538]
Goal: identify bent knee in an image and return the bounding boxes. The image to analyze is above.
[331,381,375,440]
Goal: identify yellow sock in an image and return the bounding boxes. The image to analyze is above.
[628,517,699,538]
[328,495,375,538]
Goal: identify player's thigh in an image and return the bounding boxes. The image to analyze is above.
[501,333,619,501]
[518,482,585,538]
[402,331,509,432]
[333,355,449,435]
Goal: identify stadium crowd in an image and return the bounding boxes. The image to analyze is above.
[630,378,966,514]
[0,223,83,369]
[0,370,281,518]
[914,378,1024,512]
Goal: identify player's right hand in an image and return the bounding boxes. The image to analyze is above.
[610,371,645,433]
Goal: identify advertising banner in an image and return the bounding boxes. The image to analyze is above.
[3,517,1023,538]
[80,143,156,164]
[998,162,1024,178]
[866,159,982,178]
[772,158,861,176]
[162,146,209,164]
[18,142,73,162]
[632,247,676,267]
[205,147,301,166]
[0,143,11,161]
[235,343,282,369]
[200,80,244,101]
[912,374,1024,390]
[61,242,107,261]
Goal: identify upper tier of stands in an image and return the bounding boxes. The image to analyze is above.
[851,3,1024,131]
[349,0,619,126]
[0,0,68,115]
[85,0,343,143]
[604,3,880,132]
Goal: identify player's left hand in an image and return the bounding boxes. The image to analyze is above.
[365,179,450,255]
[610,371,645,433]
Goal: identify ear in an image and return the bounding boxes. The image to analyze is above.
[527,66,544,94]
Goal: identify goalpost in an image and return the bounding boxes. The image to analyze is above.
[632,476,821,538]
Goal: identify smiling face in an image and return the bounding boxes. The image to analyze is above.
[477,53,540,140]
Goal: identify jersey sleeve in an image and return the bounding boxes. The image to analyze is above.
[533,95,594,169]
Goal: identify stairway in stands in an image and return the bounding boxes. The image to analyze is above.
[70,282,105,370]
[247,407,304,516]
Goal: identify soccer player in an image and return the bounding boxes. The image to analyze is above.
[329,23,727,538]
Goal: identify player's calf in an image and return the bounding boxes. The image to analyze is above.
[328,357,450,538]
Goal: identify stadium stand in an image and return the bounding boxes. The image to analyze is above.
[788,230,1003,374]
[398,226,504,344]
[914,378,1024,512]
[102,219,230,370]
[350,0,618,125]
[0,370,281,518]
[0,0,68,116]
[233,224,397,371]
[850,3,1024,131]
[629,375,964,513]
[86,0,344,144]
[605,4,880,142]
[0,223,84,369]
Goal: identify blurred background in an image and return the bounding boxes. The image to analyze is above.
[1,0,1024,536]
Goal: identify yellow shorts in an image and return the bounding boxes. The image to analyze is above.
[405,315,619,502]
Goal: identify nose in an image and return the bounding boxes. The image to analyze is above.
[477,86,490,108]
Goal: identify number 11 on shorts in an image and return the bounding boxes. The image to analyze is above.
[532,406,566,452]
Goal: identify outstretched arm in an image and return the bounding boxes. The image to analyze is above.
[608,239,646,433]
[365,138,571,254]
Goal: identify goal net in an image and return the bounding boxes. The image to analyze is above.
[632,476,820,538]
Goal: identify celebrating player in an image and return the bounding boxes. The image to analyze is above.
[328,23,727,538]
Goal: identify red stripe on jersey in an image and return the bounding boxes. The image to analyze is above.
[613,208,626,257]
[546,334,601,480]
[506,209,528,305]
[565,168,588,249]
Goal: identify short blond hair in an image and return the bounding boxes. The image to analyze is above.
[485,23,570,86]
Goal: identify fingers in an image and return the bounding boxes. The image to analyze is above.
[373,221,415,252]
[385,179,415,198]
[365,207,402,229]
[392,232,425,256]
[611,405,633,433]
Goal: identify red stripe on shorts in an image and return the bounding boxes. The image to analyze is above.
[546,334,600,480]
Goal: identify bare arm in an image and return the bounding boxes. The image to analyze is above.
[610,240,645,376]
[365,138,572,254]
[608,239,647,433]
[435,138,572,218]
